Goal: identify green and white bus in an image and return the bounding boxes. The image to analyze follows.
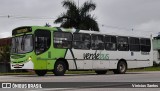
[10,26,153,76]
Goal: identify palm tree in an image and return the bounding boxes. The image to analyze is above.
[54,0,99,31]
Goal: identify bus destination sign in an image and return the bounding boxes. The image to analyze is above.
[12,27,32,35]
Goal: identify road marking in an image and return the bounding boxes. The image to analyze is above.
[28,88,76,91]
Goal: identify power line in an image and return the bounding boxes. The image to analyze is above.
[0,15,159,35]
[100,23,159,34]
[0,15,56,20]
[99,23,133,31]
[99,23,159,37]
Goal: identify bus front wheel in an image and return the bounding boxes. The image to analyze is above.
[53,61,66,76]
[35,70,47,76]
[95,70,107,74]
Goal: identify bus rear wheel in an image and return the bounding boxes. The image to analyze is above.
[53,61,66,76]
[113,61,127,74]
[35,70,47,76]
[95,70,107,74]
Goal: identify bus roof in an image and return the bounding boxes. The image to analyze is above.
[13,26,151,38]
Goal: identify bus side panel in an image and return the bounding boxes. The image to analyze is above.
[65,49,84,70]
[34,52,48,70]
[127,61,137,69]
[67,60,75,69]
[92,50,110,69]
[107,51,136,69]
[109,60,118,69]
[66,49,96,70]
[66,49,111,70]
[49,48,67,69]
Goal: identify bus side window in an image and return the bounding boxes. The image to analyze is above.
[129,37,140,51]
[35,30,51,55]
[91,34,104,50]
[73,33,90,50]
[105,35,117,50]
[118,36,129,51]
[140,38,151,52]
[53,32,72,49]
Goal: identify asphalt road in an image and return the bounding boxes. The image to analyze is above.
[1,71,160,91]
[1,71,160,82]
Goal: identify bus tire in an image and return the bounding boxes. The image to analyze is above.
[95,70,107,74]
[113,61,127,74]
[35,70,47,76]
[53,61,66,76]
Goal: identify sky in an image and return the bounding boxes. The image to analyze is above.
[0,0,160,38]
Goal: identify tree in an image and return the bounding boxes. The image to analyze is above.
[54,0,99,31]
[0,45,10,63]
[0,45,10,72]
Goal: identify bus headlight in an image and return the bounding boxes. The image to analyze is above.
[28,57,32,61]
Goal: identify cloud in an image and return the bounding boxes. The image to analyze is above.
[95,0,160,28]
[135,20,160,36]
[0,32,11,38]
[0,0,160,38]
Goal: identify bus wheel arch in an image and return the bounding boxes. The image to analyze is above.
[53,58,68,76]
[113,59,127,74]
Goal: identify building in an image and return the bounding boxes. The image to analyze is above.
[0,37,11,72]
[153,36,160,64]
[0,37,11,52]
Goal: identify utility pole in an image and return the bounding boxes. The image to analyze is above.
[78,0,79,8]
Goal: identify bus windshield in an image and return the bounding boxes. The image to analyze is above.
[11,34,33,54]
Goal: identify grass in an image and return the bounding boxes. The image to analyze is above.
[1,66,160,75]
[0,72,31,75]
[0,71,95,75]
[128,66,160,72]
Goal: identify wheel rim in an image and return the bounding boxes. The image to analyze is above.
[57,64,64,72]
[120,64,126,72]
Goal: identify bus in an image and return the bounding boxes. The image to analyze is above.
[153,36,160,64]
[10,26,153,76]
